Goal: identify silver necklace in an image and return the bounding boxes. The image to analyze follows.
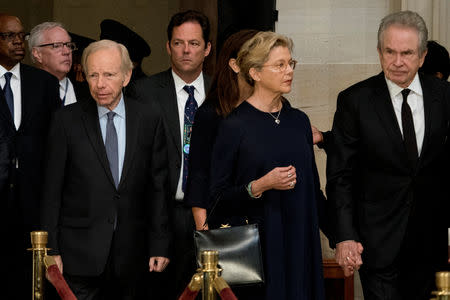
[268,109,281,124]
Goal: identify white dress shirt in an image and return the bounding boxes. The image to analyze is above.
[171,70,206,200]
[0,63,22,129]
[386,73,425,155]
[59,77,77,106]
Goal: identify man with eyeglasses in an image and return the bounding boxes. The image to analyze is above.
[30,22,90,106]
[0,14,60,300]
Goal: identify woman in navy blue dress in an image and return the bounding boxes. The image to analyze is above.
[210,31,326,299]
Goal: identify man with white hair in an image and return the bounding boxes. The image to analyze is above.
[327,10,450,300]
[41,39,170,299]
[29,22,85,105]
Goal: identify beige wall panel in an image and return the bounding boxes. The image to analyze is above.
[53,0,180,75]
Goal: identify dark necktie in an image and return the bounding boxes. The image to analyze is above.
[401,88,418,166]
[105,111,119,188]
[3,72,14,118]
[182,85,198,192]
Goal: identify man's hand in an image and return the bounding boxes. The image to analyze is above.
[311,125,324,145]
[335,240,363,277]
[149,257,170,272]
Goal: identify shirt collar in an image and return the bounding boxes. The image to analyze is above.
[97,94,125,119]
[385,72,423,99]
[0,63,21,80]
[59,77,69,90]
[171,69,204,95]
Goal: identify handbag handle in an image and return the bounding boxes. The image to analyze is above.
[203,194,248,228]
[202,194,221,228]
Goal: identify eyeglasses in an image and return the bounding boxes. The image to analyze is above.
[0,32,29,41]
[36,42,77,51]
[262,59,298,72]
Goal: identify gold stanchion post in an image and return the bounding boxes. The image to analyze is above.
[431,271,450,300]
[201,250,220,300]
[28,231,49,300]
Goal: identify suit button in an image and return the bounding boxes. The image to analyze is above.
[11,158,15,165]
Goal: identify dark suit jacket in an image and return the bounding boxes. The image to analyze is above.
[326,72,450,269]
[0,123,9,193]
[72,80,91,104]
[131,68,211,200]
[41,96,170,277]
[0,63,60,231]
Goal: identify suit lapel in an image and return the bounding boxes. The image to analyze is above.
[158,70,210,157]
[81,99,116,187]
[18,64,32,131]
[159,69,182,156]
[371,73,406,156]
[118,97,139,188]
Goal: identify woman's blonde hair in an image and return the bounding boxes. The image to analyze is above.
[236,31,293,86]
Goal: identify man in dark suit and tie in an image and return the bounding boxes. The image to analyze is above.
[327,10,450,300]
[29,22,91,105]
[41,39,170,300]
[131,10,211,299]
[0,14,60,299]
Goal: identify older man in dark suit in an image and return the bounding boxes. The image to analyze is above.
[327,10,450,300]
[131,9,211,299]
[0,13,60,299]
[41,39,170,300]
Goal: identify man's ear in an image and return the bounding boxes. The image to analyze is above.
[204,41,211,58]
[166,41,171,57]
[418,49,427,68]
[32,48,42,64]
[122,69,132,87]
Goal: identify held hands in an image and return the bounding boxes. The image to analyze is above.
[335,240,364,277]
[149,256,170,272]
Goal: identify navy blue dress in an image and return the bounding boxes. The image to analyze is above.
[210,100,325,300]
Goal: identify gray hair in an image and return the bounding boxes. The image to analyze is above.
[81,39,133,75]
[377,10,428,56]
[28,22,68,62]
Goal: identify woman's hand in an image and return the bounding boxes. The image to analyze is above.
[251,165,297,196]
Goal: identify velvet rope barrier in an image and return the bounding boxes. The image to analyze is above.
[213,277,238,300]
[178,273,202,300]
[44,256,77,300]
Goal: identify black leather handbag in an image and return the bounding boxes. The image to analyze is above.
[193,223,264,286]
